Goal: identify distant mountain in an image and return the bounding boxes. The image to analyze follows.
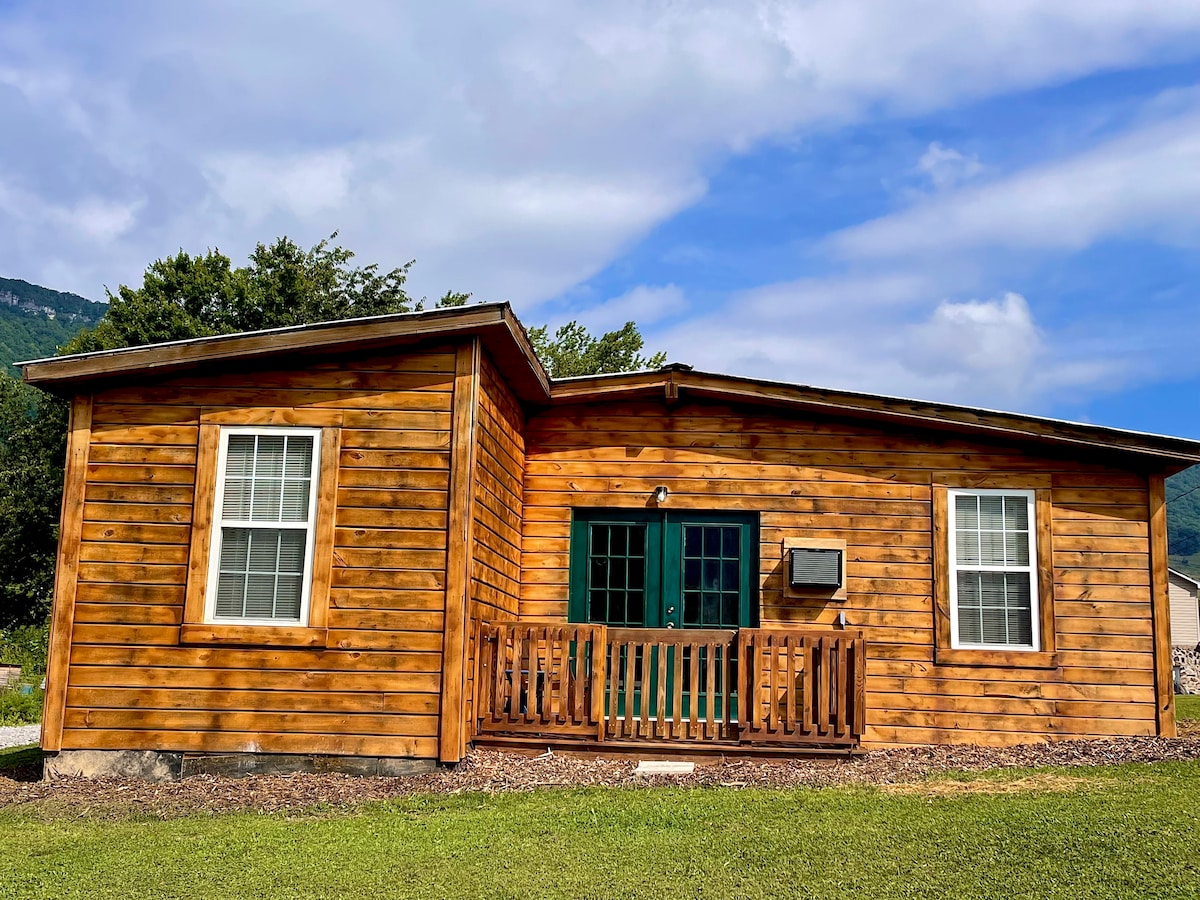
[0,277,106,371]
[1168,465,1200,578]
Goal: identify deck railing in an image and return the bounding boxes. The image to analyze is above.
[473,622,865,749]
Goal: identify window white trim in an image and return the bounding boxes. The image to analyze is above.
[203,426,322,626]
[947,488,1040,652]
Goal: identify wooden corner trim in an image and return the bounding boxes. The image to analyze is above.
[440,338,481,764]
[1149,473,1177,737]
[41,393,92,753]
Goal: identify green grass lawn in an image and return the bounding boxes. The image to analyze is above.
[3,761,1200,899]
[1178,694,1200,722]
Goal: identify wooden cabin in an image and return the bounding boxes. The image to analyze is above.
[19,302,1200,775]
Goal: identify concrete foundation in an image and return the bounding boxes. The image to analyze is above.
[44,749,183,782]
[181,753,435,779]
[42,749,436,782]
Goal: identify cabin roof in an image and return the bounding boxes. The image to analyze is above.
[1169,568,1200,588]
[18,301,1200,465]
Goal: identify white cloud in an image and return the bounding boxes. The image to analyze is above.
[917,142,983,191]
[830,107,1200,260]
[901,292,1042,403]
[570,284,688,333]
[2,0,1200,305]
[208,151,354,223]
[654,277,1130,410]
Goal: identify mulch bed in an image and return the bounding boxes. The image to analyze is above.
[3,737,1200,819]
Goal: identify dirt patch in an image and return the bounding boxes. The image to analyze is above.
[3,736,1199,820]
[877,772,1110,796]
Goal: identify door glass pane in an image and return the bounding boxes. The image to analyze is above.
[585,522,648,626]
[681,524,742,628]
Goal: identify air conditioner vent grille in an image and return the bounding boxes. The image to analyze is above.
[789,548,843,588]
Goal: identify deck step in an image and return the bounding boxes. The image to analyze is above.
[633,760,696,777]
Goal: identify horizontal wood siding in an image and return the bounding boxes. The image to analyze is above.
[64,345,457,759]
[471,352,525,620]
[465,352,525,737]
[520,398,1158,748]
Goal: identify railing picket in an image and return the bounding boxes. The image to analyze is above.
[853,637,866,738]
[769,634,780,734]
[839,638,852,739]
[607,640,620,739]
[671,639,684,740]
[573,630,586,726]
[736,632,749,739]
[817,636,831,735]
[655,641,668,740]
[782,638,792,734]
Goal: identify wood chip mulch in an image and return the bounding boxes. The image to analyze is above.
[3,737,1200,820]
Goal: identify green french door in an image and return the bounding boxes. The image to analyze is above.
[569,510,758,721]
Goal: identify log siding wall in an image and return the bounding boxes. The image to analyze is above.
[519,398,1159,748]
[471,351,526,619]
[463,351,526,740]
[62,344,458,759]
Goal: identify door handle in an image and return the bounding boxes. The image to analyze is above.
[665,622,675,629]
[666,606,676,614]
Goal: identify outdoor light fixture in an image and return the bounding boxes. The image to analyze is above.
[652,485,669,503]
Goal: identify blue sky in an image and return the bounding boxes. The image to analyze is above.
[4,3,1200,436]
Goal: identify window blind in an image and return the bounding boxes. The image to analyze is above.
[949,491,1037,650]
[210,431,318,623]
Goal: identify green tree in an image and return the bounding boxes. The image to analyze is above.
[0,372,67,626]
[528,320,667,378]
[65,235,431,353]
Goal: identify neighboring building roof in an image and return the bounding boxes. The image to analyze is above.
[18,301,1200,465]
[1169,568,1200,588]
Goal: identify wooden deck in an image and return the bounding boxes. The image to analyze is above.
[472,623,865,750]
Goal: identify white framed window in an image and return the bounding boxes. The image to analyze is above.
[204,427,322,626]
[947,488,1040,651]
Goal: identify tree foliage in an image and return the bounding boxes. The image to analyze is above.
[529,320,666,378]
[0,373,67,626]
[65,235,439,353]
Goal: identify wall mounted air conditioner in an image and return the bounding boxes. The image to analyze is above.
[789,547,843,588]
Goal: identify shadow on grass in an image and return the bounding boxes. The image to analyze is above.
[0,746,42,782]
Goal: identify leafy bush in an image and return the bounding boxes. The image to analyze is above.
[0,685,42,726]
[0,623,49,676]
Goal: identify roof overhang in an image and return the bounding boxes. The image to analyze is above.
[1169,568,1200,587]
[18,303,1200,467]
[18,301,552,404]
[549,368,1200,466]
